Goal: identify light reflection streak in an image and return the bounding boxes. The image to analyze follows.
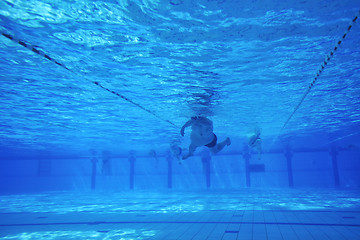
[1,229,156,240]
[1,189,360,215]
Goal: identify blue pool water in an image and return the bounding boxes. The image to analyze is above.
[0,0,360,239]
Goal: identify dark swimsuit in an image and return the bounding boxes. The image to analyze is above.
[191,116,217,148]
[205,134,217,148]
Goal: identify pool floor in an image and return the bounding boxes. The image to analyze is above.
[0,188,360,239]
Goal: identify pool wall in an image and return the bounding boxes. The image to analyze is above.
[1,148,359,194]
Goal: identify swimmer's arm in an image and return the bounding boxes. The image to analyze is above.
[180,119,195,136]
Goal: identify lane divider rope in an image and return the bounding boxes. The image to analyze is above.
[281,10,359,130]
[1,31,177,127]
[266,10,359,151]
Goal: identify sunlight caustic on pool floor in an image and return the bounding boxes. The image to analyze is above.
[1,189,360,239]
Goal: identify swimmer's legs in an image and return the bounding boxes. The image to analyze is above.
[211,137,231,154]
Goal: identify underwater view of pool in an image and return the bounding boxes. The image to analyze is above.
[0,0,359,239]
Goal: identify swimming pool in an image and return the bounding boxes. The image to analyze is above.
[0,0,360,239]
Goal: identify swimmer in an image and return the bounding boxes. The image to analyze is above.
[149,149,159,168]
[248,127,262,160]
[170,143,183,164]
[180,116,231,160]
